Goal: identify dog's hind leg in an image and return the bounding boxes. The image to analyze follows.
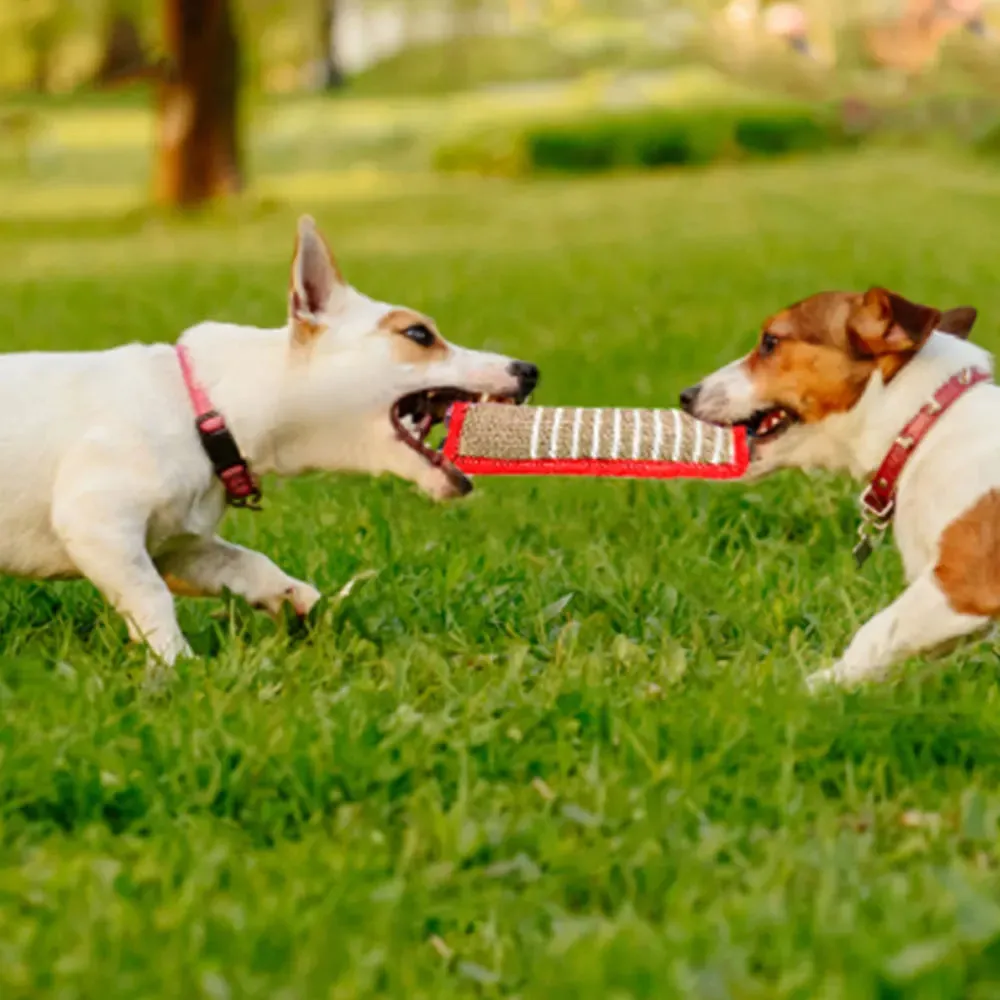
[157,536,321,619]
[806,570,989,691]
[52,496,191,666]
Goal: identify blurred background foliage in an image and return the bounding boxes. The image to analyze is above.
[2,0,1000,206]
[0,1,996,95]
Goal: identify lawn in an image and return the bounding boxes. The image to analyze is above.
[3,146,1000,999]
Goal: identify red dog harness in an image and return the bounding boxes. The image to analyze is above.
[175,344,262,509]
[854,365,991,567]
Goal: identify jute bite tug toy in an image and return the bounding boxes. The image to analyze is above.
[442,403,749,481]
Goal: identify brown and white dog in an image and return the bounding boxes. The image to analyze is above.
[0,216,537,666]
[681,287,998,688]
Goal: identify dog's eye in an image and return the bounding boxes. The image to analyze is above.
[402,324,436,348]
[760,333,779,357]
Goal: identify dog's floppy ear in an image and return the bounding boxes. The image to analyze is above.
[289,215,346,342]
[938,306,977,340]
[849,287,941,357]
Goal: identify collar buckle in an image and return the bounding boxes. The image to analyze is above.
[858,484,894,525]
[197,416,263,510]
[854,490,893,568]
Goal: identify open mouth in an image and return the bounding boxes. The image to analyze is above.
[390,387,519,492]
[738,406,800,442]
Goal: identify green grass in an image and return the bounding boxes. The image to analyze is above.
[5,147,1000,999]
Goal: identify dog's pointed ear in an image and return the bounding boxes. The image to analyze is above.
[938,306,977,340]
[289,215,345,342]
[849,287,941,357]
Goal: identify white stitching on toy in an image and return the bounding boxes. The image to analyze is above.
[711,425,723,464]
[591,410,602,459]
[632,409,642,460]
[692,416,703,463]
[612,409,622,459]
[571,408,583,459]
[529,408,544,460]
[671,410,682,462]
[549,407,564,459]
[652,410,663,460]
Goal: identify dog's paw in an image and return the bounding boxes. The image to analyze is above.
[804,666,840,693]
[141,640,190,696]
[264,580,322,620]
[290,582,322,618]
[805,660,877,693]
[805,663,855,694]
[142,660,178,698]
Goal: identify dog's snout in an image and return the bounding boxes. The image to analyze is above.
[509,360,540,400]
[680,384,701,413]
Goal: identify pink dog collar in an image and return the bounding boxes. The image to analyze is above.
[175,343,262,510]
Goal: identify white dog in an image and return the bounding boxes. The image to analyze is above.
[681,287,998,688]
[0,216,537,665]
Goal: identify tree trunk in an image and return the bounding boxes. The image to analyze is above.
[154,0,242,208]
[320,0,344,90]
[27,18,58,95]
[30,45,52,95]
[94,13,161,87]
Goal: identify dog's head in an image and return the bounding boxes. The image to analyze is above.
[281,215,538,499]
[680,287,977,476]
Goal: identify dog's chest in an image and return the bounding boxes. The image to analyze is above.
[146,488,227,557]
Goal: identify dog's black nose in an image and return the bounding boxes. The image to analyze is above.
[679,385,701,413]
[509,360,539,400]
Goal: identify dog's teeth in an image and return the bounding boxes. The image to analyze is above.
[479,393,489,403]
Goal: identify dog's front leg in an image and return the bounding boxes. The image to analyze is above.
[157,537,321,619]
[806,571,989,690]
[52,500,191,665]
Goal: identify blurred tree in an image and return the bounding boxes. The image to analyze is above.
[320,0,344,88]
[154,0,242,207]
[11,0,86,93]
[26,10,58,91]
[94,0,162,86]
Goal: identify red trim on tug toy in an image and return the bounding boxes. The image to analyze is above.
[442,402,750,481]
[853,365,991,567]
[175,344,262,510]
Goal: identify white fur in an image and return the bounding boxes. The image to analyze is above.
[0,216,529,667]
[689,359,759,426]
[697,330,999,688]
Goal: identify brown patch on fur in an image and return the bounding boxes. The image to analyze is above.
[850,288,941,356]
[743,287,945,422]
[290,314,323,349]
[935,490,1000,618]
[162,573,207,598]
[745,291,876,422]
[379,309,449,364]
[938,307,977,340]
